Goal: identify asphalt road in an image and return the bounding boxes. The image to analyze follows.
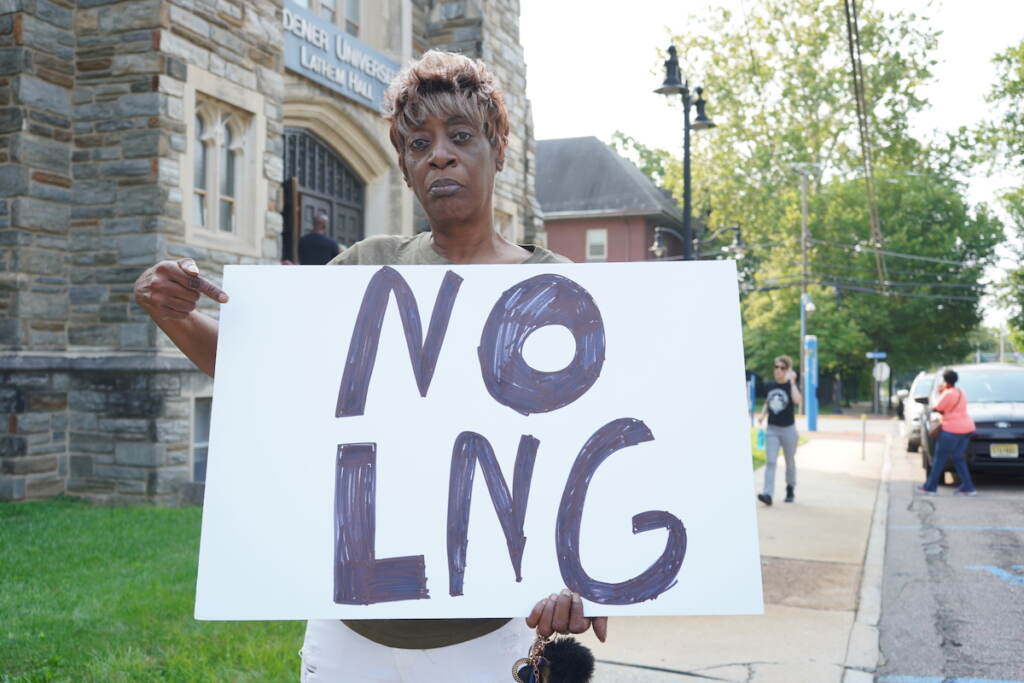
[879,423,1024,681]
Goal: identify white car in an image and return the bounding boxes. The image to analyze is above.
[902,372,934,452]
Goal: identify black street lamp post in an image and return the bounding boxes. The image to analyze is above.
[655,45,715,260]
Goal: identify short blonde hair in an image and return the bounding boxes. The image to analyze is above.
[384,50,510,166]
[774,355,792,370]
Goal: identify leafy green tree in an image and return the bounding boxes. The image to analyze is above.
[617,0,1001,394]
[984,40,1024,346]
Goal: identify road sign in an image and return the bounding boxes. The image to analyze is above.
[872,361,891,382]
[866,351,887,359]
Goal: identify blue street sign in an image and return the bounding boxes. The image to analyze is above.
[866,351,887,359]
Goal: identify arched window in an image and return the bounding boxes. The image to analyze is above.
[193,116,208,227]
[219,117,236,233]
[191,98,249,235]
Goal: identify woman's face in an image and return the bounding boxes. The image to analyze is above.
[773,361,788,383]
[400,113,501,229]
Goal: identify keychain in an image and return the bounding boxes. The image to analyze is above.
[512,632,551,682]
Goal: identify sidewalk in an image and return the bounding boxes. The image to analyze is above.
[574,423,892,682]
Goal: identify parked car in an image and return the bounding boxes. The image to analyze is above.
[902,371,934,452]
[918,363,1024,478]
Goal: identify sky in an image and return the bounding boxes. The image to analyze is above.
[519,0,1023,325]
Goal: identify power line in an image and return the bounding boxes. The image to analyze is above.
[822,283,977,302]
[811,261,968,280]
[808,237,978,267]
[750,281,978,302]
[842,0,888,285]
[758,274,985,290]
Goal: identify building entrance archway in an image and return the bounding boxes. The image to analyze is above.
[282,127,365,261]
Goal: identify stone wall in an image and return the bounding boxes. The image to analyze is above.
[1,0,284,502]
[0,0,75,499]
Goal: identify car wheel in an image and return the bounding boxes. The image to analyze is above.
[908,437,920,453]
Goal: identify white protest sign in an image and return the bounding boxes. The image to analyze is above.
[195,261,763,620]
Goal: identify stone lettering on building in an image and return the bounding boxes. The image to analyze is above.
[282,2,399,113]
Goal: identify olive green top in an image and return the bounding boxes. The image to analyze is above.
[329,231,569,649]
[328,230,571,267]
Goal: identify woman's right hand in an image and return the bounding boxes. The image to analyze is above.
[133,258,229,321]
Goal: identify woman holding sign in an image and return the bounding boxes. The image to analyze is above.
[134,51,604,682]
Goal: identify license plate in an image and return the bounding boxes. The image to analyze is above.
[990,443,1019,458]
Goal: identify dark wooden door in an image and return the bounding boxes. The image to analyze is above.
[282,128,365,253]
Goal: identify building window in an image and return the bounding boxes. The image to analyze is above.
[219,121,236,233]
[586,228,608,262]
[192,100,247,235]
[345,0,360,36]
[193,116,208,227]
[182,64,267,257]
[318,0,336,22]
[193,397,212,483]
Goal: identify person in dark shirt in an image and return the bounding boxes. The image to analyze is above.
[757,354,803,505]
[298,212,341,265]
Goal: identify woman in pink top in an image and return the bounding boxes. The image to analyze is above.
[918,368,977,495]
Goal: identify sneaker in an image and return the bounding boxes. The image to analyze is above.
[915,485,937,496]
[757,493,773,506]
[953,489,978,497]
[785,485,794,503]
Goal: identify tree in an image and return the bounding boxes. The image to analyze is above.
[984,40,1024,347]
[618,0,1000,394]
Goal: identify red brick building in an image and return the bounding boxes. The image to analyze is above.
[536,137,683,262]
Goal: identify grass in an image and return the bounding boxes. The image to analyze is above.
[0,497,304,683]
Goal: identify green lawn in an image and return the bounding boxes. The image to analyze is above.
[0,498,304,682]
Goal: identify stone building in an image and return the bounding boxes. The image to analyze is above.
[0,0,541,503]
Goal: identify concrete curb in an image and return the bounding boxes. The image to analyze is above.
[842,430,893,682]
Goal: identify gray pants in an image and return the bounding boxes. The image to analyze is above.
[763,424,798,496]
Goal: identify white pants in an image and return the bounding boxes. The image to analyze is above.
[299,619,534,682]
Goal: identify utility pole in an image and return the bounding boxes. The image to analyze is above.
[800,170,808,415]
[793,163,818,414]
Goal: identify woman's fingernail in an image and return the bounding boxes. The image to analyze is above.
[561,588,572,597]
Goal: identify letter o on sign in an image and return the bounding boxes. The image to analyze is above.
[478,274,606,415]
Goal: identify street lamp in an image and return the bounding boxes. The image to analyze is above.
[649,224,743,260]
[655,45,715,261]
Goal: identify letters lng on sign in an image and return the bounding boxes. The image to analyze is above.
[332,268,685,606]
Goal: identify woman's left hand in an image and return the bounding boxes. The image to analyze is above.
[526,589,608,642]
